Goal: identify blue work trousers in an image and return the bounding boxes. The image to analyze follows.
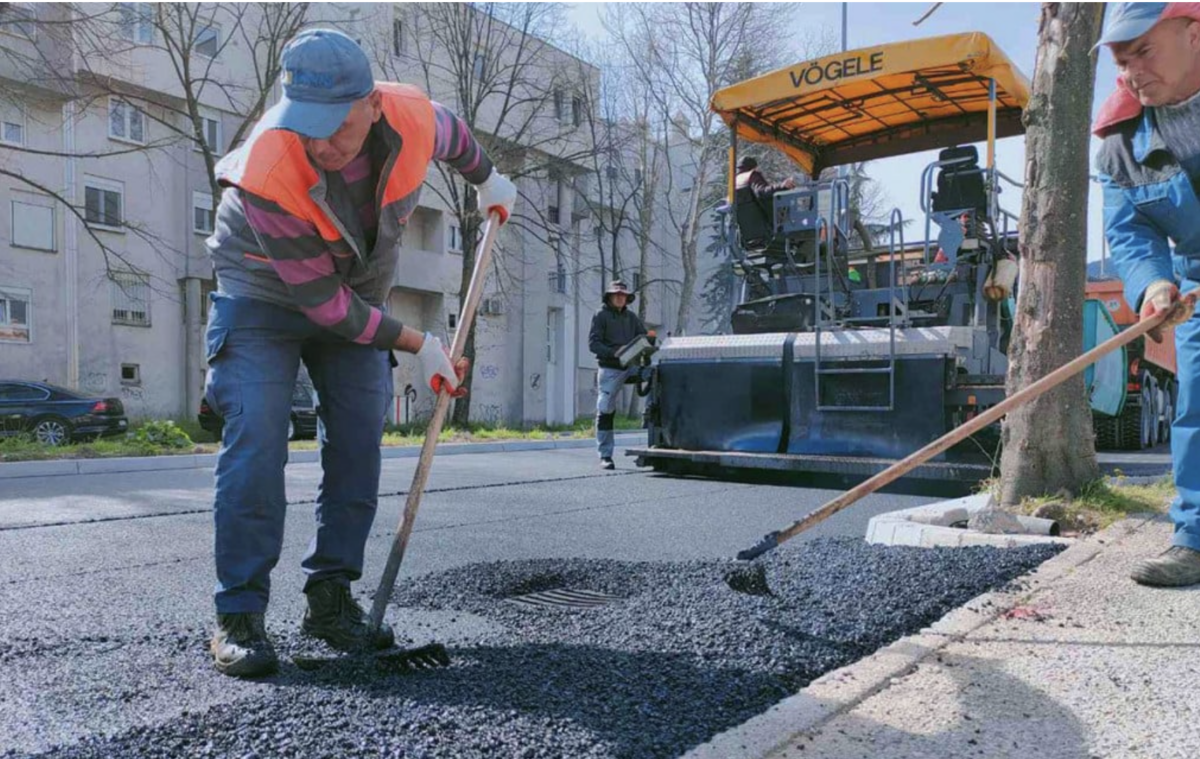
[596,367,631,459]
[205,294,392,613]
[1171,295,1200,552]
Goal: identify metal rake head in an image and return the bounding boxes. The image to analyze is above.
[293,642,452,673]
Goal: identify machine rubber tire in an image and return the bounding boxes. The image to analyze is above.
[1117,398,1146,451]
[1140,374,1156,450]
[32,417,72,447]
[1093,413,1120,451]
[1162,379,1177,445]
[1152,381,1167,446]
[288,418,296,441]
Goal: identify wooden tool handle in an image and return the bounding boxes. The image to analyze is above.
[738,292,1191,561]
[368,214,502,632]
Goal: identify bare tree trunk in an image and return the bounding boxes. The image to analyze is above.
[674,165,705,333]
[999,2,1104,506]
[451,209,481,428]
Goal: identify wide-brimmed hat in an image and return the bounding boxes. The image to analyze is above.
[604,280,635,305]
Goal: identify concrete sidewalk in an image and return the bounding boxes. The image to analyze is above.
[0,431,648,479]
[690,515,1200,759]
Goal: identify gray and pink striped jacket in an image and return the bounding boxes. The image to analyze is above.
[207,83,492,349]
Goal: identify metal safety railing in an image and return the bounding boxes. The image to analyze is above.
[920,158,1024,265]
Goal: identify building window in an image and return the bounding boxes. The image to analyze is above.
[605,164,618,181]
[193,191,214,235]
[118,3,153,44]
[633,168,643,185]
[631,270,642,292]
[194,24,219,58]
[108,98,146,144]
[448,313,457,330]
[572,96,584,127]
[195,115,221,154]
[120,363,141,385]
[84,179,124,230]
[392,16,406,56]
[0,105,24,146]
[553,90,566,123]
[472,50,486,79]
[110,270,151,326]
[0,4,37,40]
[548,206,560,225]
[0,287,31,343]
[10,199,54,251]
[447,223,462,253]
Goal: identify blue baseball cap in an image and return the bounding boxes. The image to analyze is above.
[259,29,374,139]
[1096,2,1169,48]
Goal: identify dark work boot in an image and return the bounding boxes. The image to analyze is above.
[1131,546,1200,587]
[600,457,615,470]
[211,613,278,678]
[301,580,395,651]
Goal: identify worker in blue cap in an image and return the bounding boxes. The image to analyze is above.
[203,28,516,677]
[1094,3,1200,586]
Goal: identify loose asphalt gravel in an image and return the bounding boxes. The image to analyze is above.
[11,538,1063,759]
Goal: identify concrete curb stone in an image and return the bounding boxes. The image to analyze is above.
[865,492,1073,549]
[681,517,1143,759]
[0,433,647,480]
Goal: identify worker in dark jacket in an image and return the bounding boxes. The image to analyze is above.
[733,156,796,248]
[589,280,647,469]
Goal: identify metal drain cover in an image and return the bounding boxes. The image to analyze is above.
[506,588,622,610]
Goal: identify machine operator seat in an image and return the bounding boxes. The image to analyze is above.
[733,173,789,262]
[733,175,775,246]
[931,145,988,217]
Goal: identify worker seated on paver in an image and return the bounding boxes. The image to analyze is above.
[1094,2,1200,586]
[202,28,516,678]
[589,281,648,471]
[733,156,796,259]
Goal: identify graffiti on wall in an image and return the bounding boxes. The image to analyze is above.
[529,373,541,390]
[120,385,145,401]
[473,403,504,424]
[479,364,500,381]
[80,371,107,393]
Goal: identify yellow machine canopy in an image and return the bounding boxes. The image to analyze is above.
[711,32,1031,176]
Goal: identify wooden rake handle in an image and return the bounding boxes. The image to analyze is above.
[368,213,502,633]
[736,291,1193,561]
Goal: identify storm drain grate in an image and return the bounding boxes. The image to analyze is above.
[506,588,623,610]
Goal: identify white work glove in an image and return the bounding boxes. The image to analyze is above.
[476,168,516,225]
[417,333,468,397]
[1140,280,1196,343]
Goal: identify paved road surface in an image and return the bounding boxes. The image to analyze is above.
[0,445,951,755]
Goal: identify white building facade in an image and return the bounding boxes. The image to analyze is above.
[0,3,699,426]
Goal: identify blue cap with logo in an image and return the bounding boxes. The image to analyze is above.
[259,29,374,139]
[1096,2,1169,48]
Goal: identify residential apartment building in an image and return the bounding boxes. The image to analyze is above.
[0,3,700,427]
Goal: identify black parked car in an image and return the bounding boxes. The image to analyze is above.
[0,380,128,446]
[199,376,318,441]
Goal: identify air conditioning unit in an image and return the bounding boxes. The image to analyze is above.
[481,297,506,316]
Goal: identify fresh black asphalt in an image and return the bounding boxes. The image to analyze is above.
[0,447,1065,757]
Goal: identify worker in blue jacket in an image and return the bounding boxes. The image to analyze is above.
[1094,3,1200,586]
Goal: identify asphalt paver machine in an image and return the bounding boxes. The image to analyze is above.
[630,33,1039,483]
